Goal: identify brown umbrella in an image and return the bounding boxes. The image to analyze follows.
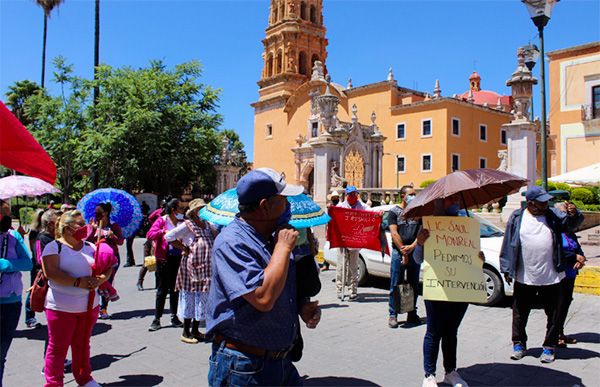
[403,168,528,219]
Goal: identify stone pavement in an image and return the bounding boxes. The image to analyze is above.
[5,238,600,386]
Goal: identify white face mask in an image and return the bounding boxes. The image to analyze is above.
[175,213,184,221]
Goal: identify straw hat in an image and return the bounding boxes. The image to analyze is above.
[187,198,207,214]
[328,190,340,200]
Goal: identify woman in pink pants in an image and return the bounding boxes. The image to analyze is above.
[41,210,112,387]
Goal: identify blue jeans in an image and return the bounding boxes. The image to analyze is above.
[388,249,421,317]
[208,341,302,386]
[423,300,468,377]
[0,302,22,387]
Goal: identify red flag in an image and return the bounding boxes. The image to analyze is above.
[0,101,56,184]
[327,206,387,254]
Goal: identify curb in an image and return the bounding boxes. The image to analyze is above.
[575,266,600,296]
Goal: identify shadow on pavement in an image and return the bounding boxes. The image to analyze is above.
[459,363,583,386]
[15,322,112,341]
[110,309,155,320]
[102,374,164,386]
[569,331,600,343]
[319,303,349,310]
[90,347,147,371]
[303,376,379,386]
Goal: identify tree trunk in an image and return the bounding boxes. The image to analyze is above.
[41,14,48,88]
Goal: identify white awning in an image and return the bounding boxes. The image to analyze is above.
[549,163,600,185]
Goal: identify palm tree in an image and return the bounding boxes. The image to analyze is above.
[35,0,64,88]
[94,0,100,104]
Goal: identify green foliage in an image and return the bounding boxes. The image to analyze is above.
[554,182,572,192]
[420,179,437,188]
[571,200,600,212]
[13,57,228,200]
[535,179,558,192]
[571,187,595,204]
[4,80,43,126]
[18,207,35,225]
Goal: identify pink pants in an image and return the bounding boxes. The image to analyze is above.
[44,306,99,387]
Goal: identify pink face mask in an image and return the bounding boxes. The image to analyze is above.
[70,226,88,241]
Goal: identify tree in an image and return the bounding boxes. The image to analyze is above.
[4,80,43,126]
[25,56,90,201]
[35,0,64,88]
[87,60,224,196]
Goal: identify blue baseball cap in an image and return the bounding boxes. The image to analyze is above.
[345,185,358,194]
[525,186,553,202]
[237,168,304,205]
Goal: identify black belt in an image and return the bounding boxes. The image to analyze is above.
[213,334,292,360]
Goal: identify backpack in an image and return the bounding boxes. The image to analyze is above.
[29,241,62,313]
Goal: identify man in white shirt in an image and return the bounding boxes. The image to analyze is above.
[337,186,369,300]
[500,186,583,364]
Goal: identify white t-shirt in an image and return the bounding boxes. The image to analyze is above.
[517,210,565,286]
[42,240,100,313]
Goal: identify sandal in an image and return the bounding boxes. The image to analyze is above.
[560,335,577,344]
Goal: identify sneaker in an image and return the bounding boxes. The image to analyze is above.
[26,318,42,329]
[180,334,199,344]
[349,293,358,301]
[64,358,72,368]
[171,316,184,328]
[80,379,102,387]
[422,374,438,387]
[148,319,161,332]
[540,348,555,363]
[510,343,526,360]
[443,370,469,387]
[98,309,110,320]
[388,316,399,329]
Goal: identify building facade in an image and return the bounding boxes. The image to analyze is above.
[548,42,600,175]
[252,1,511,196]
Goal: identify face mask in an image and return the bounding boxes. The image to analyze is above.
[331,199,340,206]
[175,213,185,221]
[445,203,460,216]
[276,202,292,227]
[70,226,88,241]
[405,194,416,204]
[347,195,358,206]
[0,215,11,232]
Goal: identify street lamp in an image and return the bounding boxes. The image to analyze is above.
[383,152,400,189]
[523,43,540,122]
[521,0,559,191]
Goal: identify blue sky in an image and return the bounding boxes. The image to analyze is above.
[1,0,599,161]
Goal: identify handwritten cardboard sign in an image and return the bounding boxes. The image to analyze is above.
[422,216,486,303]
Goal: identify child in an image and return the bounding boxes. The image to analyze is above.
[94,240,120,302]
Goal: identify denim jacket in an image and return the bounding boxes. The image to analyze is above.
[499,207,583,279]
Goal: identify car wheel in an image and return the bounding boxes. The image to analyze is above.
[357,256,368,286]
[483,267,504,306]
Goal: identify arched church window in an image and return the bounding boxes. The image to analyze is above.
[300,2,307,20]
[267,53,274,77]
[276,50,283,74]
[299,52,307,75]
[310,5,316,23]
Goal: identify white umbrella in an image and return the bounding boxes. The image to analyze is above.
[0,175,61,200]
[549,163,600,186]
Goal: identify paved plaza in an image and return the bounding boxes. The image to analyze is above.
[5,239,600,386]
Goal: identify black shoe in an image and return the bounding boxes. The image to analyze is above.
[136,281,144,291]
[406,312,422,325]
[148,319,161,332]
[171,316,184,328]
[123,262,134,267]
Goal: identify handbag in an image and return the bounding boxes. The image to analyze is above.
[29,241,62,312]
[392,267,415,314]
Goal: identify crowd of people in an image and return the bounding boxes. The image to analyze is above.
[0,166,590,387]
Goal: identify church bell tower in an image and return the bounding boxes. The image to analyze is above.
[257,0,328,101]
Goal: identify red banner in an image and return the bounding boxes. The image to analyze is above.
[327,206,387,254]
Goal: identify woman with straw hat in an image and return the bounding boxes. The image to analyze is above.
[166,199,218,344]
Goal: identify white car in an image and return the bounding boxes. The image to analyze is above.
[323,204,513,306]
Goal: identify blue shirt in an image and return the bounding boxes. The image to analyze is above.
[206,217,299,351]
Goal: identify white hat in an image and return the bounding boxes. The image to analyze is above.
[329,190,340,199]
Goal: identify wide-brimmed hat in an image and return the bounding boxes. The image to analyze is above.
[328,190,340,200]
[188,198,207,212]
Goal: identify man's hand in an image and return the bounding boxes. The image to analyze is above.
[401,254,409,265]
[300,300,321,329]
[400,244,415,255]
[503,273,513,285]
[566,201,578,216]
[416,229,430,245]
[574,254,587,270]
[274,227,299,250]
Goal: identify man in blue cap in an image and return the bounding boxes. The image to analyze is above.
[206,168,321,386]
[337,185,369,300]
[500,186,583,364]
